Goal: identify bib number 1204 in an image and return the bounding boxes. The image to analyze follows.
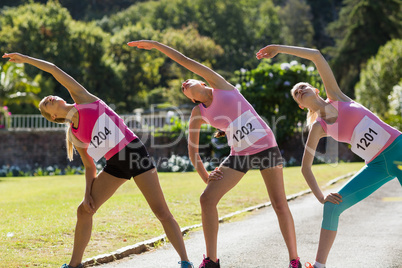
[355,127,377,151]
[90,127,112,149]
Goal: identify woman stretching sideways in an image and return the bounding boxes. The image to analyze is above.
[2,52,194,268]
[256,44,402,268]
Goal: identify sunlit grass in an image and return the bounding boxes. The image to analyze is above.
[0,162,364,267]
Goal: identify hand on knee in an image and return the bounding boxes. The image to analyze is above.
[77,203,96,219]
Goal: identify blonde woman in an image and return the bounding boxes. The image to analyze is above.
[2,52,193,268]
[256,44,402,268]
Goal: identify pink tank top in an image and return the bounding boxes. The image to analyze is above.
[72,100,137,162]
[198,88,277,156]
[317,99,401,163]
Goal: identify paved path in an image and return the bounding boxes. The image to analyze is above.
[99,178,402,268]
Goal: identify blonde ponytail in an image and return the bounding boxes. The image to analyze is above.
[66,125,75,161]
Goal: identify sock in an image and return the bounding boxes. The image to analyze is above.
[314,261,326,268]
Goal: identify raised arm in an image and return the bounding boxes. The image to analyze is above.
[301,122,342,204]
[256,45,351,102]
[2,53,97,104]
[128,40,232,90]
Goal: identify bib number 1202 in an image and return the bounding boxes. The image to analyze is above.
[90,127,112,149]
[355,127,377,151]
[232,123,255,142]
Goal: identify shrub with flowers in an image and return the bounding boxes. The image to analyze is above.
[0,106,11,129]
[0,165,85,177]
[158,155,194,172]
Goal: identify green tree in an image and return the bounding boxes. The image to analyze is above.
[0,1,225,112]
[99,0,195,34]
[0,1,120,110]
[183,0,283,71]
[278,0,315,48]
[59,0,145,20]
[0,0,146,21]
[105,23,164,111]
[159,26,224,106]
[107,24,224,110]
[327,0,402,96]
[67,20,119,106]
[387,80,402,130]
[305,0,343,49]
[355,39,402,118]
[102,0,283,72]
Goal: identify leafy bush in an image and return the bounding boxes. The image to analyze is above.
[355,39,402,118]
[158,155,194,172]
[157,154,222,173]
[386,80,402,130]
[0,1,116,111]
[0,62,41,114]
[0,165,85,177]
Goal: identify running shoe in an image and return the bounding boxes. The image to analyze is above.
[179,260,194,268]
[289,257,302,268]
[60,264,83,268]
[305,262,314,268]
[198,255,220,268]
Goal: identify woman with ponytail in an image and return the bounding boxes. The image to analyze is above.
[256,44,402,268]
[2,53,193,268]
[129,40,301,268]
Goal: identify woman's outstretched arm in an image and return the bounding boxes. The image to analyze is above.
[256,45,351,102]
[128,40,232,90]
[2,53,97,104]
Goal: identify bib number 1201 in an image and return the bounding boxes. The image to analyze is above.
[356,127,377,151]
[90,127,112,149]
[351,115,391,161]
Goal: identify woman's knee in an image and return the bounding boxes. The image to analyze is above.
[77,203,95,219]
[323,201,344,217]
[152,206,174,222]
[322,202,344,231]
[199,190,219,209]
[271,199,290,215]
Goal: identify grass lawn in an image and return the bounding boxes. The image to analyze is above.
[0,162,364,267]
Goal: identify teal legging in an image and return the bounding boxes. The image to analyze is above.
[322,135,402,231]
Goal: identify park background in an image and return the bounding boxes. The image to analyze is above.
[0,0,401,267]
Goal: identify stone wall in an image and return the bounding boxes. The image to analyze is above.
[0,130,81,169]
[0,130,204,170]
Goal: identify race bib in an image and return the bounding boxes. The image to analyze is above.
[87,113,125,162]
[226,110,268,152]
[350,116,390,161]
